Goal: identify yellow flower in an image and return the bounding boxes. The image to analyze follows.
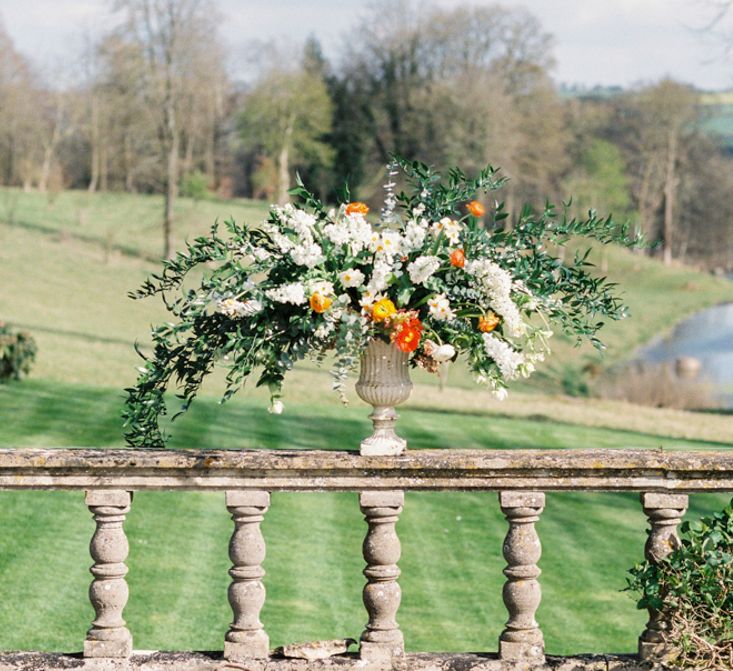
[310,293,332,313]
[478,312,501,333]
[371,297,397,322]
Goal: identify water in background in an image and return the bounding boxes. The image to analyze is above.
[638,302,733,409]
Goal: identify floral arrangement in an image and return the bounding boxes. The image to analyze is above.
[123,158,634,447]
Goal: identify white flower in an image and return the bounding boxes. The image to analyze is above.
[412,203,426,216]
[268,399,284,414]
[367,259,394,293]
[359,289,382,308]
[370,229,402,257]
[308,279,334,296]
[465,259,526,337]
[323,222,351,246]
[291,242,325,268]
[408,255,441,285]
[492,387,509,401]
[290,208,317,233]
[265,282,307,305]
[431,217,462,245]
[263,225,295,254]
[314,322,335,339]
[403,219,428,253]
[423,339,456,362]
[482,333,525,380]
[428,293,456,321]
[339,268,365,288]
[242,299,263,316]
[216,297,263,318]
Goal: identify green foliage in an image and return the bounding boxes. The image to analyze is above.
[179,171,209,202]
[238,66,334,194]
[565,139,632,222]
[627,502,733,669]
[559,364,590,397]
[0,322,36,382]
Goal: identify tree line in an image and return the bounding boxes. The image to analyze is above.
[0,0,731,269]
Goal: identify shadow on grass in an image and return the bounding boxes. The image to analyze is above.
[11,322,141,348]
[408,404,733,451]
[3,379,731,452]
[1,218,158,262]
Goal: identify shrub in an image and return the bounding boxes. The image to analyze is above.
[180,171,209,202]
[627,501,733,670]
[596,362,717,410]
[0,322,37,382]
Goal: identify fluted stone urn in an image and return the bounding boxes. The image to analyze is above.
[355,338,413,456]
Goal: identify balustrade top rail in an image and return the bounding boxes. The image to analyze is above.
[1,447,732,491]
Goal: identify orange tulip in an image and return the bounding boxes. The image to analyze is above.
[345,201,369,216]
[478,312,501,333]
[450,248,466,268]
[310,293,332,313]
[467,200,486,217]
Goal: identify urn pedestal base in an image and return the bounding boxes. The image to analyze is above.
[360,406,406,456]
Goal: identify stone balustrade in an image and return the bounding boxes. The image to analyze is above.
[0,447,731,671]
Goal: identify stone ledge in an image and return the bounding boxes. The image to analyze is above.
[0,652,649,671]
[0,448,731,492]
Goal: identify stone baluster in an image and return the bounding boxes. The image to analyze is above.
[638,492,688,660]
[359,491,405,661]
[498,491,545,661]
[224,491,270,661]
[84,490,133,658]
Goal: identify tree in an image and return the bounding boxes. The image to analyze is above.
[332,2,565,207]
[564,138,631,220]
[611,80,700,264]
[239,60,333,205]
[112,0,225,258]
[0,23,42,189]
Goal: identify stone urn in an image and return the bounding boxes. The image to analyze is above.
[355,338,413,456]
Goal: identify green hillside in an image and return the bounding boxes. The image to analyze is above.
[0,188,732,656]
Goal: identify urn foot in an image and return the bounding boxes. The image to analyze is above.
[360,405,407,456]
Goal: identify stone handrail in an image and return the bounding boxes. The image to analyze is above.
[0,447,731,671]
[1,447,732,490]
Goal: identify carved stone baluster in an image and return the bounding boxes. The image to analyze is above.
[498,491,545,661]
[359,491,405,661]
[224,491,270,660]
[638,492,688,660]
[84,490,132,658]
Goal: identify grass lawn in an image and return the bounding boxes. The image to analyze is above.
[1,378,730,654]
[0,187,732,655]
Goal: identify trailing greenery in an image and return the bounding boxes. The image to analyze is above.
[122,159,639,448]
[0,322,36,382]
[627,502,733,670]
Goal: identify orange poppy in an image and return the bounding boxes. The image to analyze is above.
[478,312,501,333]
[345,201,369,216]
[450,248,466,268]
[394,318,423,352]
[467,200,486,217]
[310,293,332,313]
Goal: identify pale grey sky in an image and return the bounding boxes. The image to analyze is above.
[2,0,732,90]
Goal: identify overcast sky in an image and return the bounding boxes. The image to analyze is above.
[2,0,732,90]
